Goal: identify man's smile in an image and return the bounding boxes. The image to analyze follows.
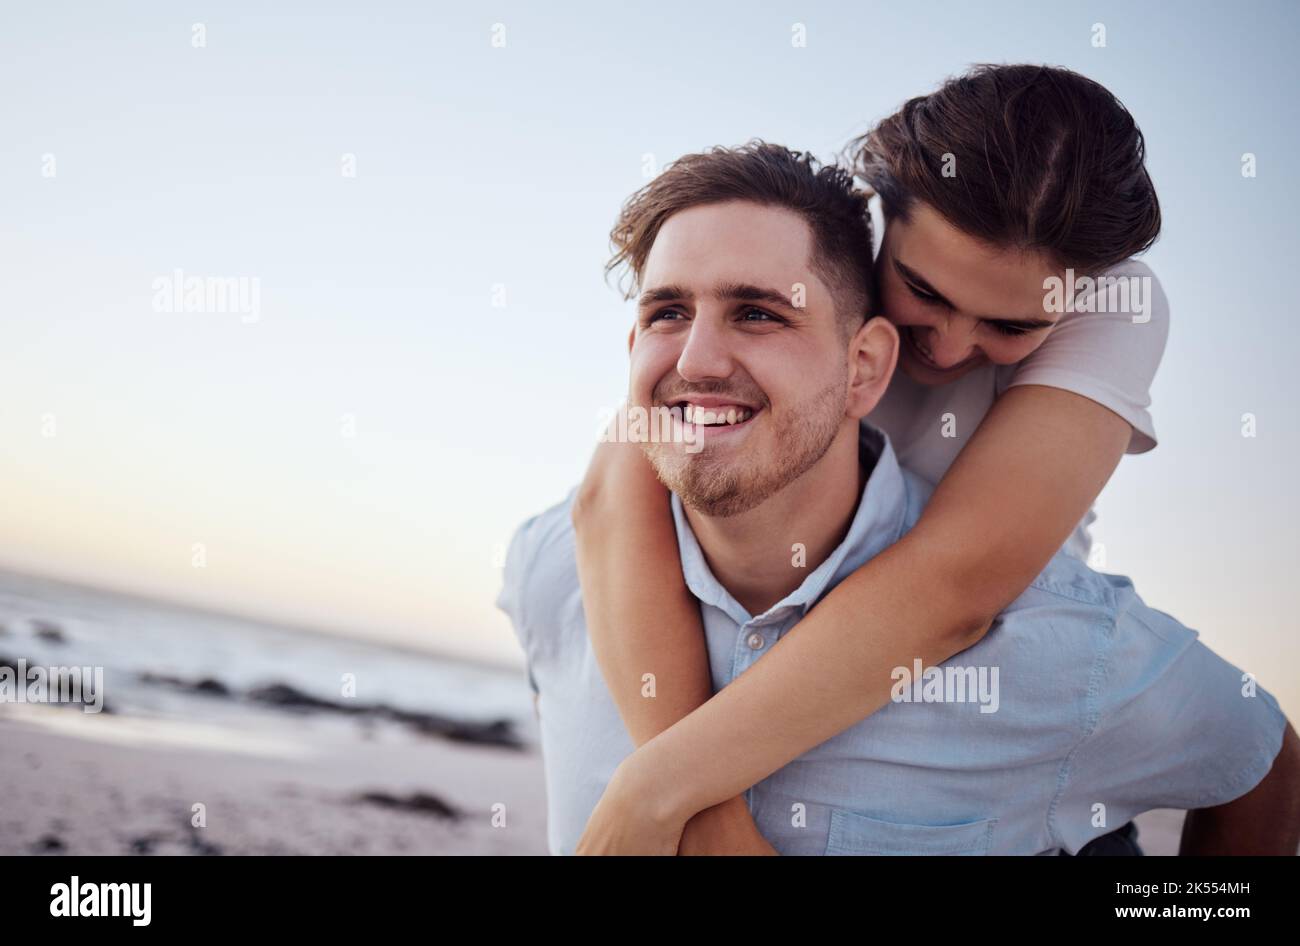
[666,396,762,437]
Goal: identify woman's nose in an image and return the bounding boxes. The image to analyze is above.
[920,325,977,368]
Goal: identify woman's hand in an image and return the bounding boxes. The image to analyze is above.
[576,754,777,855]
[677,797,779,856]
[575,755,687,855]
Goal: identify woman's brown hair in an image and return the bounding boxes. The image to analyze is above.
[852,64,1161,274]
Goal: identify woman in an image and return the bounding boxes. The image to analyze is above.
[573,63,1168,855]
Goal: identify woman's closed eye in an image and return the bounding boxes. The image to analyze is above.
[904,280,948,308]
[902,278,1041,338]
[985,321,1035,337]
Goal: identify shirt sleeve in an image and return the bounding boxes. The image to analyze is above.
[1006,260,1170,454]
[495,519,539,694]
[1048,588,1288,853]
[496,522,531,643]
[495,488,580,696]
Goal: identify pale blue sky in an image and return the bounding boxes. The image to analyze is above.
[2,1,1297,714]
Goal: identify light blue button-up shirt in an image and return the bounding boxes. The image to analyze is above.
[498,423,1287,855]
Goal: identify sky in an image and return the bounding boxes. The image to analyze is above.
[2,1,1297,716]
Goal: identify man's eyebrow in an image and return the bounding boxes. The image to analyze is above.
[713,281,796,310]
[893,257,1056,329]
[638,282,796,310]
[638,285,690,307]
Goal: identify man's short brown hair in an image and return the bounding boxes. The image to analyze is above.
[607,141,877,330]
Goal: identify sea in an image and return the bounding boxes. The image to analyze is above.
[0,567,534,738]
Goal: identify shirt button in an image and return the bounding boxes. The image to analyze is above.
[746,632,765,650]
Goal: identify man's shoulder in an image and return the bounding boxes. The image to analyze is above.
[496,488,581,636]
[893,468,1120,621]
[1002,550,1179,639]
[506,488,579,566]
[893,462,1132,622]
[1020,552,1120,610]
[992,551,1207,701]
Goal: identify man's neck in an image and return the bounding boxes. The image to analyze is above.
[683,422,868,617]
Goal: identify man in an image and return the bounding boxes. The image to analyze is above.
[497,142,1300,855]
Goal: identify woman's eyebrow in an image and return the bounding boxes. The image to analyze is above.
[893,257,1056,328]
[893,257,955,307]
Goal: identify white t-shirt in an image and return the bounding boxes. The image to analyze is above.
[868,258,1170,560]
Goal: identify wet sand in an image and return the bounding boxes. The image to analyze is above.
[0,700,548,856]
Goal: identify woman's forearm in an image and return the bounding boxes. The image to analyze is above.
[573,435,779,853]
[572,437,713,747]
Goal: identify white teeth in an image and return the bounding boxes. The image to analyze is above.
[681,403,753,426]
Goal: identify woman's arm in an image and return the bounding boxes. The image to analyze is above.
[572,430,708,747]
[572,425,775,854]
[576,385,1133,851]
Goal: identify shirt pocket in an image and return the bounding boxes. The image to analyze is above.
[825,809,997,855]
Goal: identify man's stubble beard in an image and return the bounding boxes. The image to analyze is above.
[644,377,848,518]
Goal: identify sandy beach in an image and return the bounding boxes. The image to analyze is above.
[0,699,549,856]
[0,567,556,855]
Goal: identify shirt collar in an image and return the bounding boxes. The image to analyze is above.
[670,421,909,625]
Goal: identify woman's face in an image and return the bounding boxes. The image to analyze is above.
[878,201,1065,386]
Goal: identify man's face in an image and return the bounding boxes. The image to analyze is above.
[629,200,853,517]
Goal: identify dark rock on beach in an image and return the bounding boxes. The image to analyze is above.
[32,834,65,854]
[247,681,367,714]
[134,674,523,750]
[247,681,524,750]
[126,821,223,856]
[187,823,223,856]
[354,790,460,821]
[387,708,521,748]
[31,620,66,644]
[137,672,232,698]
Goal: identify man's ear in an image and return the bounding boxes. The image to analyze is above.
[845,315,899,419]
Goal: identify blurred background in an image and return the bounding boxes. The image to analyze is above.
[1,0,1295,854]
